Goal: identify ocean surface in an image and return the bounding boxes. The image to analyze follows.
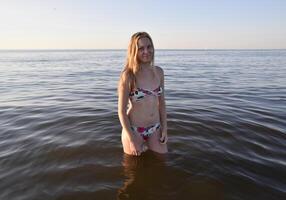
[0,49,285,200]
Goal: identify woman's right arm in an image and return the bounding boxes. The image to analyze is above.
[118,72,135,142]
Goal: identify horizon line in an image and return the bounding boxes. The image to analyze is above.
[1,48,286,51]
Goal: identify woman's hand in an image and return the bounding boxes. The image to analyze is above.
[129,136,142,156]
[160,129,168,144]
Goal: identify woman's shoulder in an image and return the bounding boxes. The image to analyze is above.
[154,66,164,77]
[120,69,132,82]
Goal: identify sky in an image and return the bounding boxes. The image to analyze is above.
[0,0,285,49]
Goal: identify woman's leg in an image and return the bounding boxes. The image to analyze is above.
[121,130,144,155]
[147,129,168,154]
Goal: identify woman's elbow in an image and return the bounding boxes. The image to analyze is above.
[118,108,126,118]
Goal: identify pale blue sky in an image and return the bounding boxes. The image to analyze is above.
[0,0,285,49]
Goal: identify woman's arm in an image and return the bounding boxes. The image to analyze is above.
[158,67,168,143]
[118,72,135,142]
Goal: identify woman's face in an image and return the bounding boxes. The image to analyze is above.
[137,37,153,64]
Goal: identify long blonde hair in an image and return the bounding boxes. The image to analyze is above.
[121,32,155,90]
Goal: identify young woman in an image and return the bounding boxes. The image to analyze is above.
[118,32,168,156]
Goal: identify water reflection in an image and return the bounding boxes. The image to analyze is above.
[117,151,224,200]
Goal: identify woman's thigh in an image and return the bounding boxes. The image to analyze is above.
[147,129,168,154]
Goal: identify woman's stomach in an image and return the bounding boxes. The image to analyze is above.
[127,99,160,127]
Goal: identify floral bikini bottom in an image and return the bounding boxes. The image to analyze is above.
[131,123,161,141]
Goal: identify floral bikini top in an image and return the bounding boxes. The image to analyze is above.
[129,86,162,102]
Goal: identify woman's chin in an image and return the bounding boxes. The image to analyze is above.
[140,59,152,64]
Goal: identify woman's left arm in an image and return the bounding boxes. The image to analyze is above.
[158,66,168,144]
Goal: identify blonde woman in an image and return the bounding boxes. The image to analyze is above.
[118,32,168,156]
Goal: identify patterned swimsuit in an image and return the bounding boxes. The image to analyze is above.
[129,86,162,141]
[129,86,162,102]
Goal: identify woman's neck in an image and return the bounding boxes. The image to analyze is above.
[140,63,153,71]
